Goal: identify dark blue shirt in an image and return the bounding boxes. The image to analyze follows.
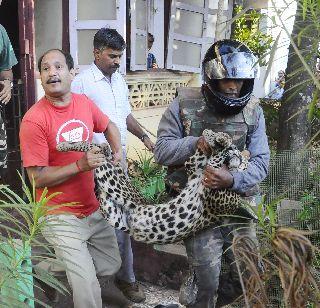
[147,53,157,69]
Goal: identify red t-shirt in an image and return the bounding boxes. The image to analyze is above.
[19,93,109,217]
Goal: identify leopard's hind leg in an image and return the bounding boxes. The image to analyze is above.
[98,194,130,232]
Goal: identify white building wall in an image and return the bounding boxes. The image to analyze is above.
[148,0,165,68]
[268,0,297,92]
[34,0,63,101]
[34,0,63,64]
[254,0,297,98]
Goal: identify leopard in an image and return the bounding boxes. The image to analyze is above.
[56,129,248,244]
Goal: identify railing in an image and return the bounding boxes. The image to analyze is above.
[125,71,195,110]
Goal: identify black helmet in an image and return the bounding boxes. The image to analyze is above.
[202,39,259,114]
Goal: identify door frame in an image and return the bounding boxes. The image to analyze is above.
[18,0,36,109]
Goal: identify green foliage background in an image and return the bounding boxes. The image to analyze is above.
[232,5,273,64]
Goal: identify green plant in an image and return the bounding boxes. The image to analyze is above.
[262,0,320,148]
[298,193,319,223]
[0,174,71,307]
[128,149,165,179]
[260,98,281,150]
[232,5,273,64]
[128,149,167,200]
[229,2,320,305]
[298,192,320,279]
[232,197,320,307]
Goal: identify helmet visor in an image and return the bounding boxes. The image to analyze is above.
[204,52,260,80]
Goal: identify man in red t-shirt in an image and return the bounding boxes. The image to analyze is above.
[19,49,122,308]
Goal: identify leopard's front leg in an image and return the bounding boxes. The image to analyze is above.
[185,148,208,176]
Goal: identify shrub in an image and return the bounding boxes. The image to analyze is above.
[127,149,167,201]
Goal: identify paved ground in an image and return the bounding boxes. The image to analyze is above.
[30,236,187,308]
[123,281,183,308]
[34,275,183,308]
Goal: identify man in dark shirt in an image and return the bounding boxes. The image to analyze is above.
[147,32,158,69]
[0,7,18,171]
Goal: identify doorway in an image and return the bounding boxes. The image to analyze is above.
[0,0,26,193]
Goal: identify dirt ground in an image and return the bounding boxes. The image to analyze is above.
[34,275,184,308]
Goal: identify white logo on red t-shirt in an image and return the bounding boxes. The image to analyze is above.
[56,119,90,144]
[62,127,84,142]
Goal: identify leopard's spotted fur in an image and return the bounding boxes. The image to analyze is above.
[57,130,247,244]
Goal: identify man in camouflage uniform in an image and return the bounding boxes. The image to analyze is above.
[0,9,18,172]
[154,39,270,307]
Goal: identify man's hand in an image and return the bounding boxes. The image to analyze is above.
[77,147,106,171]
[0,80,12,104]
[152,63,158,69]
[143,136,155,152]
[112,149,123,165]
[202,164,234,190]
[197,136,212,156]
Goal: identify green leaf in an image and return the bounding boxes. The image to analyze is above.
[308,88,319,121]
[263,31,282,85]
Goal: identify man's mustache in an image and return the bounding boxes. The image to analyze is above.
[47,78,61,84]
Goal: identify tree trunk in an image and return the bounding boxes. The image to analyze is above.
[277,3,316,151]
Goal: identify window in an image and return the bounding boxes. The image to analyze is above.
[130,0,148,70]
[69,0,126,73]
[166,0,233,73]
[69,0,233,74]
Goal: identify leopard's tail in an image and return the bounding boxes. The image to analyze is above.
[57,141,103,152]
[56,141,112,158]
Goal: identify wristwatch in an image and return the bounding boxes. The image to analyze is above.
[140,133,149,142]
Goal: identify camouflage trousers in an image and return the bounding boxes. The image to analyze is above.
[180,199,259,308]
[0,113,7,172]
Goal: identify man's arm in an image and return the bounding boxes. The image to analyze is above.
[20,107,109,189]
[154,99,199,166]
[103,120,123,164]
[26,146,106,189]
[151,54,158,69]
[203,107,270,194]
[0,25,18,104]
[126,113,154,151]
[229,106,270,194]
[0,69,13,104]
[0,69,13,80]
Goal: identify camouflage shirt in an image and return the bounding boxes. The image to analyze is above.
[0,24,18,71]
[154,88,270,195]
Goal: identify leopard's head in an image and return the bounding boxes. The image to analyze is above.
[224,145,248,171]
[202,129,233,154]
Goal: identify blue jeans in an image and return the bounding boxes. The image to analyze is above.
[115,149,136,283]
[115,229,136,283]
